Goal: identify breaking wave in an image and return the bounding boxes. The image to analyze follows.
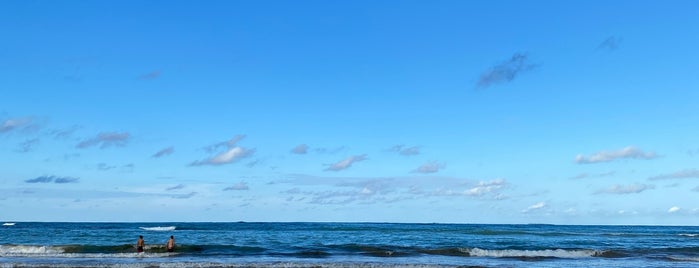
[0,245,174,258]
[461,248,602,258]
[678,233,698,237]
[139,226,176,231]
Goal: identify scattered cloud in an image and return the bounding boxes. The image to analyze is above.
[97,163,116,171]
[425,178,509,200]
[1,117,39,134]
[171,192,197,199]
[598,36,622,51]
[595,183,654,194]
[283,178,404,205]
[314,146,346,154]
[54,177,79,184]
[25,175,79,184]
[76,132,130,149]
[122,163,134,172]
[278,174,511,205]
[25,176,53,183]
[203,135,246,153]
[192,135,255,166]
[522,202,546,213]
[464,179,507,197]
[569,171,616,180]
[668,206,680,213]
[291,144,308,154]
[412,161,445,174]
[476,53,537,88]
[17,138,40,152]
[97,163,133,172]
[325,154,367,171]
[246,159,263,168]
[648,169,699,180]
[223,182,249,191]
[575,146,657,164]
[192,147,254,166]
[617,210,639,215]
[387,145,420,156]
[153,146,175,158]
[50,126,80,140]
[166,184,185,191]
[138,70,161,80]
[63,153,80,160]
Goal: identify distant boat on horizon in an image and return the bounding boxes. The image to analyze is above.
[3,222,16,226]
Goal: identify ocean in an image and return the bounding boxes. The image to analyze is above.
[0,222,697,267]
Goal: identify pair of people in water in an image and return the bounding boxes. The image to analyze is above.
[136,235,175,253]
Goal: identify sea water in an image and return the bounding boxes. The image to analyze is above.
[1,222,698,267]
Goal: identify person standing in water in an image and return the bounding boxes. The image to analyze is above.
[136,235,145,253]
[166,235,175,252]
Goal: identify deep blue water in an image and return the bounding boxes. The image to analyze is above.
[1,222,698,267]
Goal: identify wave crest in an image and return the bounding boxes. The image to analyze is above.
[0,245,63,255]
[139,226,176,231]
[462,247,601,258]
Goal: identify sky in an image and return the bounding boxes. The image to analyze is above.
[1,0,698,225]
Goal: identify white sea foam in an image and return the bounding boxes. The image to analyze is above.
[462,247,600,258]
[0,245,63,255]
[2,222,15,226]
[678,233,698,237]
[668,256,699,262]
[0,246,174,258]
[139,226,176,231]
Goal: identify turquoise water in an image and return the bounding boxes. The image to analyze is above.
[1,222,698,267]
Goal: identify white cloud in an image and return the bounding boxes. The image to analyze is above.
[0,117,37,133]
[171,192,197,199]
[575,146,657,164]
[50,126,80,140]
[166,184,185,191]
[569,171,616,180]
[465,179,507,196]
[412,161,445,174]
[246,159,263,168]
[203,135,246,153]
[595,183,654,194]
[668,206,680,213]
[522,202,546,213]
[223,182,249,191]
[17,138,40,152]
[424,178,509,200]
[138,70,161,80]
[477,53,537,88]
[153,147,175,158]
[192,135,254,166]
[597,36,622,51]
[387,145,420,156]
[617,210,638,215]
[76,132,130,149]
[192,147,253,166]
[648,169,699,180]
[25,175,79,184]
[276,175,511,205]
[291,144,308,154]
[313,146,346,154]
[325,154,367,171]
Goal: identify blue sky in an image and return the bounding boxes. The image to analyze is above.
[1,0,698,224]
